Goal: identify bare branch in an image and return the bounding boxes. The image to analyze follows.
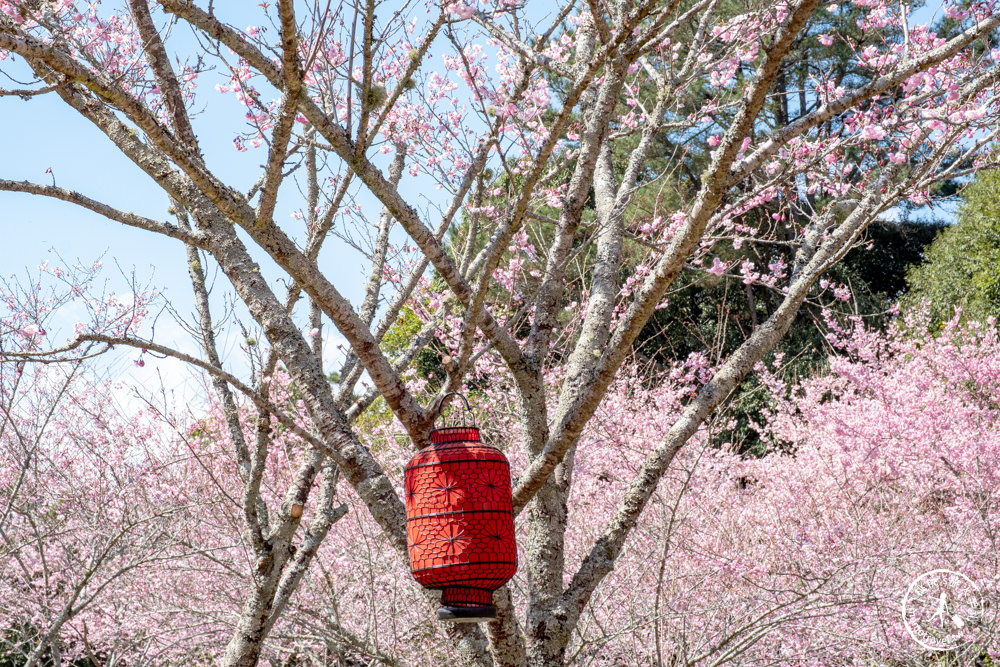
[128,0,201,151]
[6,332,347,467]
[0,179,203,245]
[255,0,303,227]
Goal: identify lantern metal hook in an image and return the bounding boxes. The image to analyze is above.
[437,391,475,429]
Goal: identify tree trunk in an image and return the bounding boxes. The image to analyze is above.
[222,597,272,666]
[222,547,290,666]
[524,455,575,667]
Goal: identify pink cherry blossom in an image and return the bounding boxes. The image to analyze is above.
[446,2,475,19]
[860,124,887,140]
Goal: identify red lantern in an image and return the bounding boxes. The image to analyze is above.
[404,397,517,622]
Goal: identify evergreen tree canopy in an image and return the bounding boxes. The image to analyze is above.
[905,170,1000,324]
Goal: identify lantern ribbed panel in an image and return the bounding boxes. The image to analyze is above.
[404,426,517,608]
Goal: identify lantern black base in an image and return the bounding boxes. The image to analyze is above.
[437,605,496,623]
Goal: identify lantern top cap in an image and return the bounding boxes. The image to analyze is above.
[430,426,481,444]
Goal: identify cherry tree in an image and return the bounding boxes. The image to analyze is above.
[477,318,1000,664]
[0,370,187,667]
[485,316,1000,663]
[2,0,1000,665]
[0,266,185,666]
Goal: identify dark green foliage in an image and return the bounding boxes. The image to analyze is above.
[634,219,941,454]
[904,170,1000,326]
[844,220,945,303]
[0,626,101,667]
